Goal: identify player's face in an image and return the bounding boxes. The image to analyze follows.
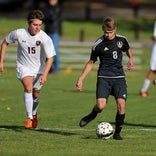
[104,29,116,40]
[49,0,58,5]
[28,19,43,36]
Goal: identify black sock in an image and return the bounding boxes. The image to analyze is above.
[89,107,98,118]
[88,107,98,118]
[115,112,125,134]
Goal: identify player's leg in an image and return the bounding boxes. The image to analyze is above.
[32,89,40,115]
[52,33,60,73]
[32,89,40,128]
[113,78,127,140]
[79,77,108,127]
[32,74,43,128]
[22,76,34,128]
[79,98,107,127]
[140,70,155,97]
[16,66,35,128]
[140,42,156,96]
[114,98,125,140]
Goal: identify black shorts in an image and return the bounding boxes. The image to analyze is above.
[96,77,127,100]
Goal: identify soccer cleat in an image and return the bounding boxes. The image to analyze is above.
[113,133,123,140]
[25,118,33,129]
[32,115,38,128]
[79,113,97,127]
[140,91,149,97]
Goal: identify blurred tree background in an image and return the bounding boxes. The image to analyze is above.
[0,0,156,41]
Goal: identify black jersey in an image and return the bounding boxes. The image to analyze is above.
[90,34,130,78]
[43,3,61,34]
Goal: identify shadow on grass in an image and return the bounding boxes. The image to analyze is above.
[82,135,98,140]
[1,122,156,137]
[0,125,77,136]
[0,125,23,132]
[109,122,156,129]
[33,127,76,136]
[124,122,156,129]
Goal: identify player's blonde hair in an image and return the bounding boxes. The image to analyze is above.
[27,10,44,23]
[102,18,117,31]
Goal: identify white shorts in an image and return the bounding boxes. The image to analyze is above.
[16,66,42,90]
[150,42,156,71]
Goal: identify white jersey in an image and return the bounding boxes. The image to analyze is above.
[6,28,56,74]
[150,22,156,70]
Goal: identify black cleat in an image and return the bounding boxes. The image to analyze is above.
[79,113,97,127]
[113,133,123,140]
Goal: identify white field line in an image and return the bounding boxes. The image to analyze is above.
[1,127,155,132]
[37,128,156,132]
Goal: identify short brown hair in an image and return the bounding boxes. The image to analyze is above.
[27,10,44,23]
[102,18,117,31]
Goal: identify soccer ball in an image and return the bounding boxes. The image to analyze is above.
[96,122,114,139]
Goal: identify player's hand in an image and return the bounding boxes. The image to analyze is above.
[152,36,156,41]
[40,75,47,85]
[76,80,83,91]
[0,63,4,75]
[127,59,134,70]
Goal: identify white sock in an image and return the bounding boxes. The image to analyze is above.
[24,92,33,119]
[141,79,151,92]
[33,96,40,116]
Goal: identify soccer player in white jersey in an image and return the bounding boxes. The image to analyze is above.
[0,10,56,128]
[140,21,156,97]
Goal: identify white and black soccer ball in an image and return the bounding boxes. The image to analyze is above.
[96,122,114,139]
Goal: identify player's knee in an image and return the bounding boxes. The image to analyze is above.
[33,89,40,97]
[96,98,107,112]
[96,103,106,112]
[24,87,33,93]
[117,103,125,114]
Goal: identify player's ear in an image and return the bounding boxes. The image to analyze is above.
[28,21,31,25]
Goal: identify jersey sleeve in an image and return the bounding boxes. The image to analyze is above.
[90,38,103,63]
[5,30,18,44]
[42,36,56,58]
[90,47,98,63]
[122,38,130,52]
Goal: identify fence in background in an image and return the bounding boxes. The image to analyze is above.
[3,41,143,70]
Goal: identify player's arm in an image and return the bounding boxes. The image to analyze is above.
[40,57,54,85]
[0,40,9,73]
[126,48,134,70]
[153,35,156,41]
[76,60,94,91]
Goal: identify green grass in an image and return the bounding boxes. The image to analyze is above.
[0,66,156,156]
[0,17,156,156]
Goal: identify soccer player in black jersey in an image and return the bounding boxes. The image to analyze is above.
[76,18,134,140]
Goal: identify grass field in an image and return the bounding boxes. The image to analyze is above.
[0,17,156,156]
[0,66,156,156]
